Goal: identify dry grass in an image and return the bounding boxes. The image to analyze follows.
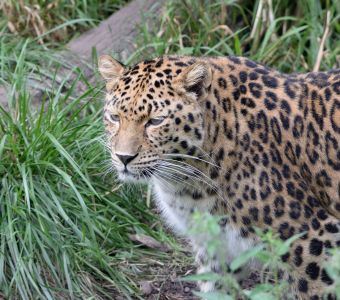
[0,0,128,44]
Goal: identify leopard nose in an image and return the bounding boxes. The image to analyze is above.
[116,153,138,166]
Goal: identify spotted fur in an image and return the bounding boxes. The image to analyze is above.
[99,54,340,300]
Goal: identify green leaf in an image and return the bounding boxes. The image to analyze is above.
[255,251,272,263]
[194,291,233,300]
[181,272,221,282]
[244,283,277,300]
[230,244,264,272]
[177,47,194,55]
[247,292,276,300]
[277,232,306,256]
[0,134,7,161]
[46,132,99,197]
[234,35,242,56]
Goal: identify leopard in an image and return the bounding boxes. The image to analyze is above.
[98,54,340,300]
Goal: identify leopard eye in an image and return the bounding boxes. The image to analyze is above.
[110,114,120,123]
[146,117,165,127]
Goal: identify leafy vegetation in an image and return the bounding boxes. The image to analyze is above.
[0,66,174,298]
[0,0,340,299]
[1,0,128,42]
[186,213,326,300]
[137,0,339,72]
[0,0,129,86]
[0,1,175,299]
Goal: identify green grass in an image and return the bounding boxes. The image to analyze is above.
[0,58,180,299]
[1,0,128,42]
[1,0,340,299]
[0,0,129,87]
[0,11,177,296]
[136,0,340,72]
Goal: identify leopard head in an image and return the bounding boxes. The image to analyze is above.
[98,55,212,183]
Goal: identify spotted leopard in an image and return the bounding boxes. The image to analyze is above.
[98,54,340,299]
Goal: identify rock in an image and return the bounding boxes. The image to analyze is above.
[184,286,191,293]
[140,280,153,295]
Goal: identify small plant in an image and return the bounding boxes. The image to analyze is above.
[240,229,304,300]
[324,248,340,298]
[184,212,305,300]
[184,212,242,299]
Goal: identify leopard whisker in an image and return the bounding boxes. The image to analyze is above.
[163,153,221,169]
[161,159,219,189]
[154,166,202,191]
[157,161,222,199]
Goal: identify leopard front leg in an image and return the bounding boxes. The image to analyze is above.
[194,247,219,292]
[192,226,259,293]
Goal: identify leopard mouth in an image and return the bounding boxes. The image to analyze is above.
[117,166,156,182]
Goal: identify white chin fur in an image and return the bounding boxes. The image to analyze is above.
[118,171,150,184]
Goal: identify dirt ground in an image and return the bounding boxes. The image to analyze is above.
[139,277,199,300]
[112,249,261,300]
[132,264,260,300]
[136,263,200,300]
[111,224,261,300]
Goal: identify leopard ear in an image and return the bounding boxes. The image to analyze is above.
[98,55,125,90]
[174,62,212,98]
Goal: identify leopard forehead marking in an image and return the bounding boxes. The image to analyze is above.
[106,59,189,120]
[100,55,340,299]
